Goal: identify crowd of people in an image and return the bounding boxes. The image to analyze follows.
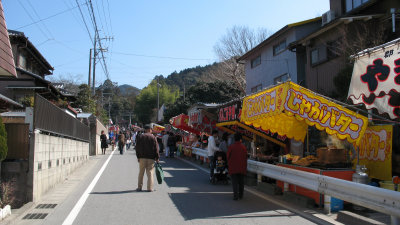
[99,126,248,200]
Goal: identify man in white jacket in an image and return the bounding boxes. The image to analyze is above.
[207,130,219,180]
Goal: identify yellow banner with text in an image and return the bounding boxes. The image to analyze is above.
[354,125,393,181]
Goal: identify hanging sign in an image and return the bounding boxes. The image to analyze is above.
[241,83,289,123]
[348,41,400,119]
[218,101,241,122]
[284,83,368,144]
[354,125,393,180]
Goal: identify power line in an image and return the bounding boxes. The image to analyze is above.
[75,0,93,44]
[25,0,55,39]
[15,2,87,30]
[17,0,50,39]
[112,51,211,61]
[87,0,109,78]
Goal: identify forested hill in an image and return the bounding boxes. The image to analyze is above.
[118,84,141,96]
[156,62,220,91]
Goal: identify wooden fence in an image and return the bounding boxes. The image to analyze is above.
[5,123,29,160]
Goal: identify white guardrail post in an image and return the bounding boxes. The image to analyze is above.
[247,160,400,218]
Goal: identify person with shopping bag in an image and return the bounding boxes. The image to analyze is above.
[135,125,160,192]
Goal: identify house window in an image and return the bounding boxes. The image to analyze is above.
[274,74,289,84]
[251,84,262,93]
[251,55,261,68]
[19,54,26,69]
[346,0,369,12]
[273,40,286,56]
[310,46,327,66]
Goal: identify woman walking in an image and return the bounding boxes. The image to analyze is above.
[100,130,108,154]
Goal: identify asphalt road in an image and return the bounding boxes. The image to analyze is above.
[7,147,335,225]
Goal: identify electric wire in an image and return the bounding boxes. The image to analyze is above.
[112,51,211,61]
[25,0,56,39]
[15,2,87,30]
[17,0,50,40]
[75,0,94,44]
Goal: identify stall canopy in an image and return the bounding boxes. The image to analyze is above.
[348,38,400,119]
[151,123,165,133]
[241,81,369,145]
[170,114,201,135]
[216,100,287,146]
[188,105,218,135]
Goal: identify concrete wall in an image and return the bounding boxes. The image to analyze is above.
[32,133,89,201]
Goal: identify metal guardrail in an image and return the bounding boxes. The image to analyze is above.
[191,147,208,158]
[247,160,400,217]
[189,148,400,219]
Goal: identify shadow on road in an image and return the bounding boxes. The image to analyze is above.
[161,157,297,221]
[90,190,137,195]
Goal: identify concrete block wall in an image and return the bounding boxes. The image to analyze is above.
[32,133,89,201]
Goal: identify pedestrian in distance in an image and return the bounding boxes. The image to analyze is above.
[118,131,125,155]
[167,132,177,158]
[207,130,220,181]
[162,131,169,158]
[135,125,160,192]
[219,132,229,153]
[227,133,248,200]
[100,130,108,155]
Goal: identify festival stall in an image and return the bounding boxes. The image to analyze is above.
[216,100,288,160]
[347,38,399,186]
[241,81,371,205]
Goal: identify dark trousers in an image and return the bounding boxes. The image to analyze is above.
[231,173,245,198]
[209,156,214,178]
[169,146,176,157]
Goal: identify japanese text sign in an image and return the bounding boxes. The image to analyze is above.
[241,83,289,123]
[218,101,241,122]
[354,125,393,180]
[285,83,368,144]
[348,42,400,119]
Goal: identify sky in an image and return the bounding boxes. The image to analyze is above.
[3,0,330,89]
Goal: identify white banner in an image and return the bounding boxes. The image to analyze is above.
[348,42,400,119]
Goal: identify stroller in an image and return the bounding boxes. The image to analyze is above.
[210,151,229,184]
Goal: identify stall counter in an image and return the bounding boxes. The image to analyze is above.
[276,163,354,205]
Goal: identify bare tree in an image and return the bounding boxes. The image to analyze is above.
[47,73,84,95]
[213,26,270,94]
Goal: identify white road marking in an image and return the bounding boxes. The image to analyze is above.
[62,150,115,225]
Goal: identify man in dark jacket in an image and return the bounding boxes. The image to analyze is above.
[227,133,248,200]
[135,125,160,192]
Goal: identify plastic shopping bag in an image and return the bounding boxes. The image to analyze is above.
[155,162,164,184]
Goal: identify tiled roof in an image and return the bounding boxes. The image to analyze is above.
[0,1,16,77]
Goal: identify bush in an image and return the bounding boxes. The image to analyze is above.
[0,179,16,208]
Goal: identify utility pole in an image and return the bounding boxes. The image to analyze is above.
[92,37,97,95]
[88,48,92,87]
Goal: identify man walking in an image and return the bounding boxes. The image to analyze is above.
[118,131,125,155]
[207,130,219,181]
[135,125,160,192]
[227,133,248,200]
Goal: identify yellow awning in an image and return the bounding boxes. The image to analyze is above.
[241,81,369,145]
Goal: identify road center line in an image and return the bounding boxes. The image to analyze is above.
[62,149,115,225]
